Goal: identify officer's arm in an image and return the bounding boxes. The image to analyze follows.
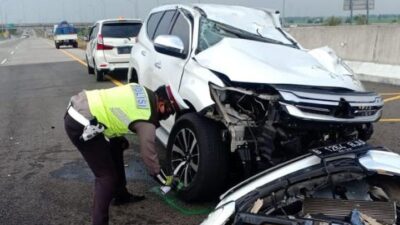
[129,122,160,175]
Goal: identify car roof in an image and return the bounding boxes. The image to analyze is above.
[95,18,143,25]
[149,4,280,27]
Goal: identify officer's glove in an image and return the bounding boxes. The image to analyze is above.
[153,169,173,186]
[153,169,178,194]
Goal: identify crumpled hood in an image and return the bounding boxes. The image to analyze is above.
[195,38,364,91]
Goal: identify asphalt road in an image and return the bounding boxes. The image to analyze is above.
[0,38,23,65]
[0,36,399,225]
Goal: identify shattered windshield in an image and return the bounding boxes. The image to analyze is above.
[197,17,295,52]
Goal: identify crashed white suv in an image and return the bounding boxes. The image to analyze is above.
[128,4,383,201]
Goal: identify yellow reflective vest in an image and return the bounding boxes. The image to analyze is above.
[86,84,152,138]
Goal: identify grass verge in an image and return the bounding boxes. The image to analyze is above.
[77,39,87,50]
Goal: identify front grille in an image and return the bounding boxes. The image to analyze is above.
[278,89,383,122]
[294,103,381,118]
[353,106,380,117]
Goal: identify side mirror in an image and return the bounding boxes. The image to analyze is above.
[154,35,186,59]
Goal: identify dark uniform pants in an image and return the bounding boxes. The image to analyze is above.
[64,114,129,225]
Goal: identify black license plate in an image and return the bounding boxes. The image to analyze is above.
[117,46,132,54]
[310,139,369,158]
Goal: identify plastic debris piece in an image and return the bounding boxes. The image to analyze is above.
[369,186,389,201]
[350,209,363,225]
[160,186,171,195]
[250,198,263,214]
[351,209,383,225]
[304,220,313,225]
[360,212,382,225]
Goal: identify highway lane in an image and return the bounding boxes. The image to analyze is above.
[0,36,399,225]
[0,38,24,66]
[0,37,205,225]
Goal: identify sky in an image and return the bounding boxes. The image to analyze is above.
[0,0,399,24]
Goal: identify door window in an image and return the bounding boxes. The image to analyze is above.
[90,24,99,40]
[170,13,190,55]
[146,12,163,40]
[153,10,176,40]
[88,27,95,40]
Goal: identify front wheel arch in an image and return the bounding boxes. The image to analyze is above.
[174,101,196,121]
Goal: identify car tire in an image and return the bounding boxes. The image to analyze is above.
[94,61,104,82]
[166,113,228,202]
[86,56,94,75]
[358,123,374,141]
[55,43,60,49]
[73,42,78,48]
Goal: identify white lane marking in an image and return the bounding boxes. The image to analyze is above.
[10,51,14,55]
[1,59,7,64]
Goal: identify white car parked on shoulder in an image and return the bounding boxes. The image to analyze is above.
[128,4,383,202]
[86,18,142,81]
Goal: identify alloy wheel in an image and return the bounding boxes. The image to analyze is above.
[171,128,200,188]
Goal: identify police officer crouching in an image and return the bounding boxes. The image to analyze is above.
[64,83,188,225]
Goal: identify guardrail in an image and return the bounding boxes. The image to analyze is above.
[288,24,400,65]
[14,23,93,29]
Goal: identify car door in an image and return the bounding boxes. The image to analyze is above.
[144,9,177,90]
[153,11,192,90]
[152,10,193,132]
[135,11,162,85]
[133,10,174,87]
[86,24,99,67]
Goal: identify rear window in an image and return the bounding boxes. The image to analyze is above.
[55,26,77,35]
[101,23,142,38]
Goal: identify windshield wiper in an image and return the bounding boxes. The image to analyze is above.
[216,22,295,48]
[276,28,300,48]
[255,28,296,48]
[209,19,295,48]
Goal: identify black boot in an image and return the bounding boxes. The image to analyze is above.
[112,192,145,206]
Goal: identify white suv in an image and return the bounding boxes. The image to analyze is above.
[128,4,383,201]
[86,18,142,81]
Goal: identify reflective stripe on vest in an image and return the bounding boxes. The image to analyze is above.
[86,84,152,138]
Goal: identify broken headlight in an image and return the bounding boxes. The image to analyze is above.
[209,83,279,122]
